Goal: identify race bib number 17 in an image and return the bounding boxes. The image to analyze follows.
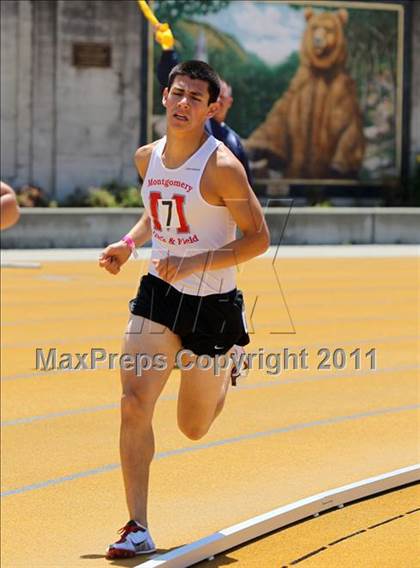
[149,192,190,233]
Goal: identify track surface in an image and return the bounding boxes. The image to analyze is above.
[197,483,420,568]
[1,252,419,567]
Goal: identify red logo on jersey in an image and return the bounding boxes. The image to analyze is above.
[149,192,190,234]
[147,178,193,193]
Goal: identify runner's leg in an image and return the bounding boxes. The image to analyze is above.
[177,351,232,440]
[120,315,181,526]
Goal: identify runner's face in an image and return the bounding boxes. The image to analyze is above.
[163,76,218,131]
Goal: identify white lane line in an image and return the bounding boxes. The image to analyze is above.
[1,363,418,427]
[1,245,419,263]
[1,405,419,498]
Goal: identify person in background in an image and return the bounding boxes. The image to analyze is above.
[155,22,253,185]
[1,181,20,230]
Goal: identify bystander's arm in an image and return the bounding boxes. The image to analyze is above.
[154,22,178,89]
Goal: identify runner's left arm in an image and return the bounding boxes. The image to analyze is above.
[152,154,270,282]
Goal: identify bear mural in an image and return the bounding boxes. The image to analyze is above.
[246,8,365,180]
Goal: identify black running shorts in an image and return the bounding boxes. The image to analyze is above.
[129,273,250,357]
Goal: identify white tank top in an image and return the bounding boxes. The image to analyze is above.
[141,135,237,296]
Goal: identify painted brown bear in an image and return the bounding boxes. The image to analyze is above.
[246,8,365,179]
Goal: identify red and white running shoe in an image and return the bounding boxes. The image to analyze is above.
[106,520,156,559]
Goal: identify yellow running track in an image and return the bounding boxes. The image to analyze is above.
[1,253,419,567]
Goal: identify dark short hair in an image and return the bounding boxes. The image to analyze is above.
[167,60,220,104]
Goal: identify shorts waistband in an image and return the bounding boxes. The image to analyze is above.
[146,273,237,301]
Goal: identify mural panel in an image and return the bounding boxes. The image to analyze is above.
[153,1,405,187]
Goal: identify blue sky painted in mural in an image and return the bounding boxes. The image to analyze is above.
[194,1,305,65]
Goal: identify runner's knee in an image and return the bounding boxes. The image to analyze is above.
[121,391,155,423]
[177,419,210,440]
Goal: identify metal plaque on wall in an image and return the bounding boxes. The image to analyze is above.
[73,43,112,68]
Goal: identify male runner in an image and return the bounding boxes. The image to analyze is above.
[99,60,269,559]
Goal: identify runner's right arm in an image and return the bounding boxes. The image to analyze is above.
[99,145,154,275]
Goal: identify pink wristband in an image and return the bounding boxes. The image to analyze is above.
[122,235,138,257]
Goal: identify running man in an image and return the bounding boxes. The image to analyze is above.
[99,60,270,559]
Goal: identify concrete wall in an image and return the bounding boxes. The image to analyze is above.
[1,1,33,187]
[410,0,420,173]
[267,208,420,245]
[0,0,143,200]
[2,208,419,249]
